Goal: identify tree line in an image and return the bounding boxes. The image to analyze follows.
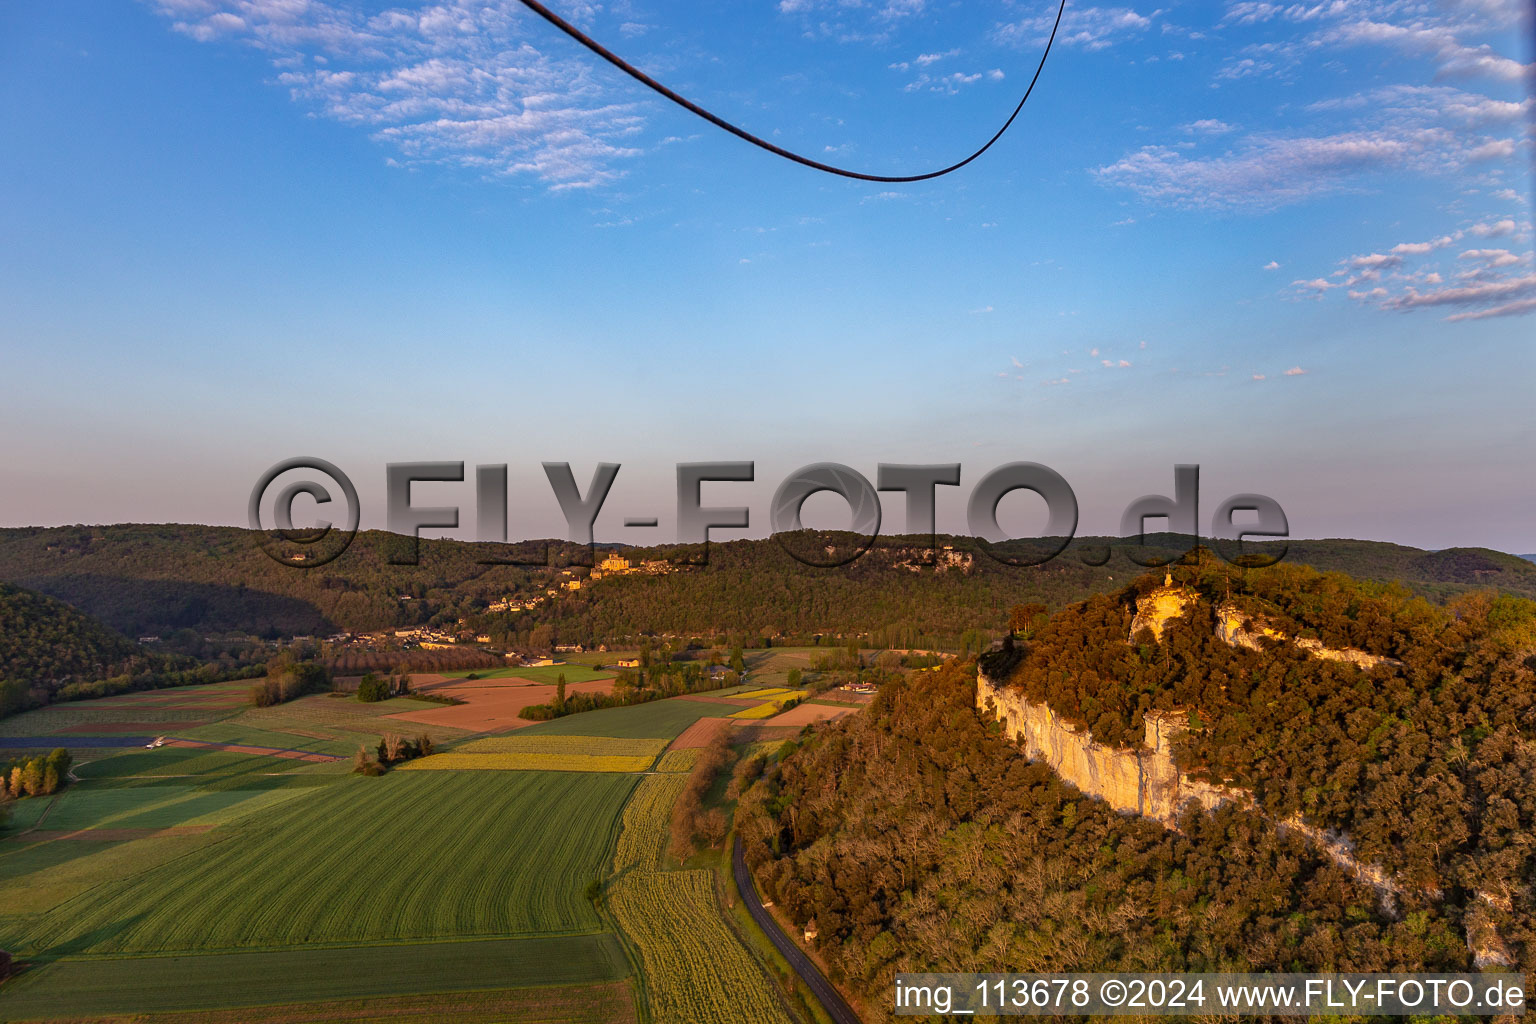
[3,748,72,800]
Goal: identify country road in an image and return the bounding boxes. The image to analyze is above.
[733,836,863,1024]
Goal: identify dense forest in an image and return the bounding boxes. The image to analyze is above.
[2,525,1534,653]
[0,582,145,716]
[738,662,1483,1024]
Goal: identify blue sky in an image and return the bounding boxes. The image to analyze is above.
[1,0,1531,551]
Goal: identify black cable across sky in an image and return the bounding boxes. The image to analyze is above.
[516,0,1070,183]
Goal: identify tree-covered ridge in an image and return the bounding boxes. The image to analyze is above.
[0,581,143,714]
[3,524,1536,649]
[986,556,1535,955]
[738,663,1477,1024]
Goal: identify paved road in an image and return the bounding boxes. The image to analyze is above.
[733,836,862,1024]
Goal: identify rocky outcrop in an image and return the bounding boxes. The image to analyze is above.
[976,670,1241,827]
[1126,577,1402,671]
[1216,602,1402,670]
[1467,892,1516,969]
[1128,575,1198,642]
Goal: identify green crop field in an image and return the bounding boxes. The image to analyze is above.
[24,775,321,832]
[236,692,464,735]
[4,983,641,1024]
[456,734,670,759]
[0,833,226,919]
[71,747,319,780]
[8,770,636,956]
[0,934,630,1020]
[171,721,358,756]
[521,698,726,740]
[445,664,615,684]
[399,752,655,773]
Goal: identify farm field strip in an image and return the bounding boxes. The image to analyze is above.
[445,664,616,684]
[399,752,655,773]
[612,774,687,876]
[73,748,319,780]
[730,703,786,720]
[19,776,321,833]
[0,934,631,1020]
[609,870,792,1024]
[0,707,224,737]
[606,771,791,1024]
[5,982,641,1024]
[173,721,359,756]
[519,698,727,739]
[455,735,669,759]
[14,770,636,955]
[0,832,226,922]
[763,702,857,727]
[655,748,700,772]
[666,718,732,751]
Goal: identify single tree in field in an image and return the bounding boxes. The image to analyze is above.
[699,808,728,848]
[353,745,370,773]
[556,673,567,710]
[417,733,434,757]
[786,668,802,688]
[382,733,405,763]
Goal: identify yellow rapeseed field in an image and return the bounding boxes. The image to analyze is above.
[607,772,792,1024]
[729,703,783,720]
[655,749,699,773]
[609,870,792,1024]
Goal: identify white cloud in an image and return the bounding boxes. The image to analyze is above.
[1443,296,1536,320]
[1284,365,1307,375]
[1384,272,1536,310]
[1468,218,1517,237]
[1390,236,1453,254]
[1459,247,1522,267]
[148,0,647,189]
[1184,118,1235,134]
[1096,82,1524,210]
[1323,18,1532,84]
[1292,213,1536,319]
[1263,260,1280,269]
[997,5,1159,52]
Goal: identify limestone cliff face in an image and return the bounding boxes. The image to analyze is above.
[975,670,1240,826]
[976,668,1405,901]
